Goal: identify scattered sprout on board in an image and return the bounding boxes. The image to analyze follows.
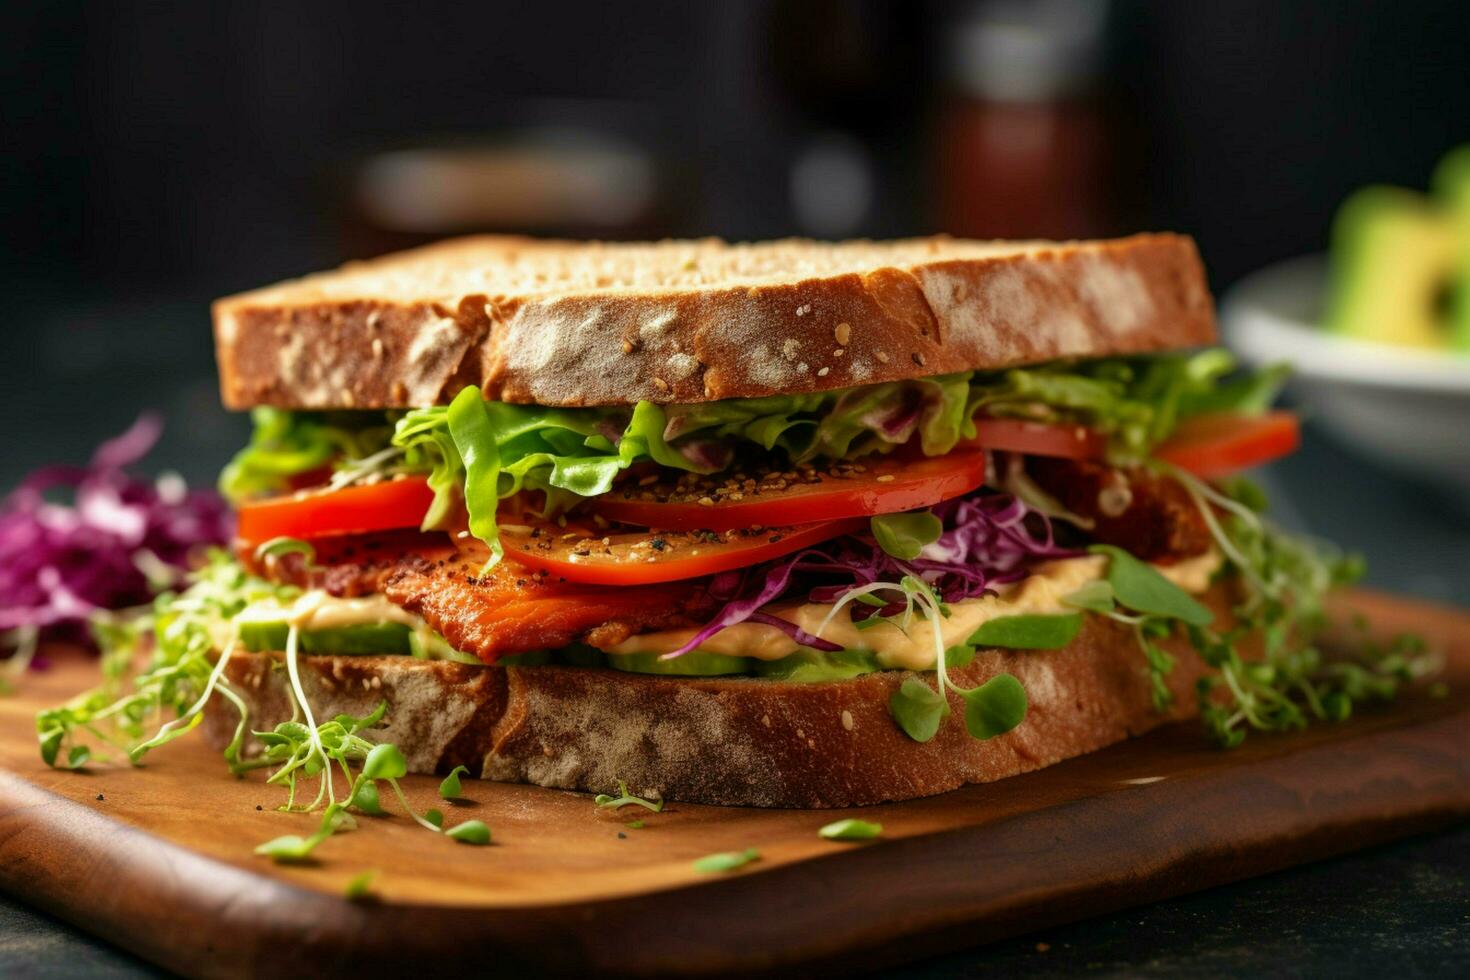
[33,553,490,863]
[693,848,761,874]
[594,780,666,813]
[818,819,884,841]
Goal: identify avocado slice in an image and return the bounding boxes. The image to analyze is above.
[1326,184,1458,348]
[1431,144,1470,350]
[239,621,413,655]
[753,648,881,682]
[605,650,752,676]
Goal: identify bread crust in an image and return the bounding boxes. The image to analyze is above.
[213,234,1215,410]
[201,587,1230,808]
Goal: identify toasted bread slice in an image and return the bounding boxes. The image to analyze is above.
[201,583,1232,808]
[214,233,1215,410]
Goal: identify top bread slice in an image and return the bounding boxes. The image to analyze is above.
[213,233,1216,410]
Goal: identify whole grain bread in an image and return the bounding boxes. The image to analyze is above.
[201,585,1232,808]
[213,233,1215,411]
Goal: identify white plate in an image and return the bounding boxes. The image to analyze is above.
[1222,255,1470,492]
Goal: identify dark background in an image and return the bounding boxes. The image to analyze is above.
[5,0,1469,474]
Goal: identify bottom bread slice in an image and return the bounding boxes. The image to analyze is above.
[201,585,1231,808]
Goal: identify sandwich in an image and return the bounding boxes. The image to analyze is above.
[40,234,1426,815]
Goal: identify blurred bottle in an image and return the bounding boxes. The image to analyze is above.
[341,104,671,256]
[767,0,928,238]
[936,0,1112,239]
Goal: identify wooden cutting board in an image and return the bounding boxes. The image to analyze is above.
[1,588,1466,978]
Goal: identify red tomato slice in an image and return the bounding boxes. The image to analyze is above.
[591,451,989,532]
[237,476,435,546]
[962,418,1106,460]
[501,515,865,586]
[1154,411,1301,479]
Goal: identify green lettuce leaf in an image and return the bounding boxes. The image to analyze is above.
[223,350,1287,553]
[219,408,396,501]
[968,350,1287,461]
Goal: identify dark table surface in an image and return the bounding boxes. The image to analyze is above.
[2,299,1468,978]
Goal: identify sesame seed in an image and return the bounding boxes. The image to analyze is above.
[816,366,830,377]
[875,350,890,363]
[652,377,669,392]
[834,348,845,357]
[876,474,896,482]
[834,322,851,345]
[622,338,637,354]
[911,351,926,366]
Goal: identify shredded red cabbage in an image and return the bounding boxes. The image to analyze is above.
[676,438,735,471]
[851,387,923,442]
[0,416,233,649]
[667,491,1077,657]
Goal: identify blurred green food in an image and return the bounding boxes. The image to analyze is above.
[1326,144,1470,351]
[1432,146,1470,347]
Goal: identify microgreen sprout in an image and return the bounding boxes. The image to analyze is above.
[344,869,378,900]
[439,765,470,800]
[692,848,761,873]
[33,552,495,863]
[252,536,318,569]
[818,818,883,841]
[869,512,943,561]
[446,820,492,845]
[594,780,665,813]
[255,802,355,864]
[1062,546,1218,711]
[821,573,1028,743]
[1152,464,1439,744]
[0,625,40,696]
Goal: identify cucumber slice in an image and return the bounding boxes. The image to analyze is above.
[753,648,881,682]
[554,644,608,668]
[239,621,413,655]
[499,650,552,666]
[605,650,751,676]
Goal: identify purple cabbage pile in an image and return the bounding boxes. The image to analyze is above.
[0,416,233,650]
[671,492,1078,656]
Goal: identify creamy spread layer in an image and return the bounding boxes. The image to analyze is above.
[599,551,1221,670]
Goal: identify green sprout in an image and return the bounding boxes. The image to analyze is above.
[594,780,665,813]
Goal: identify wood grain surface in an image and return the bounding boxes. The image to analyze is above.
[0,588,1466,978]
